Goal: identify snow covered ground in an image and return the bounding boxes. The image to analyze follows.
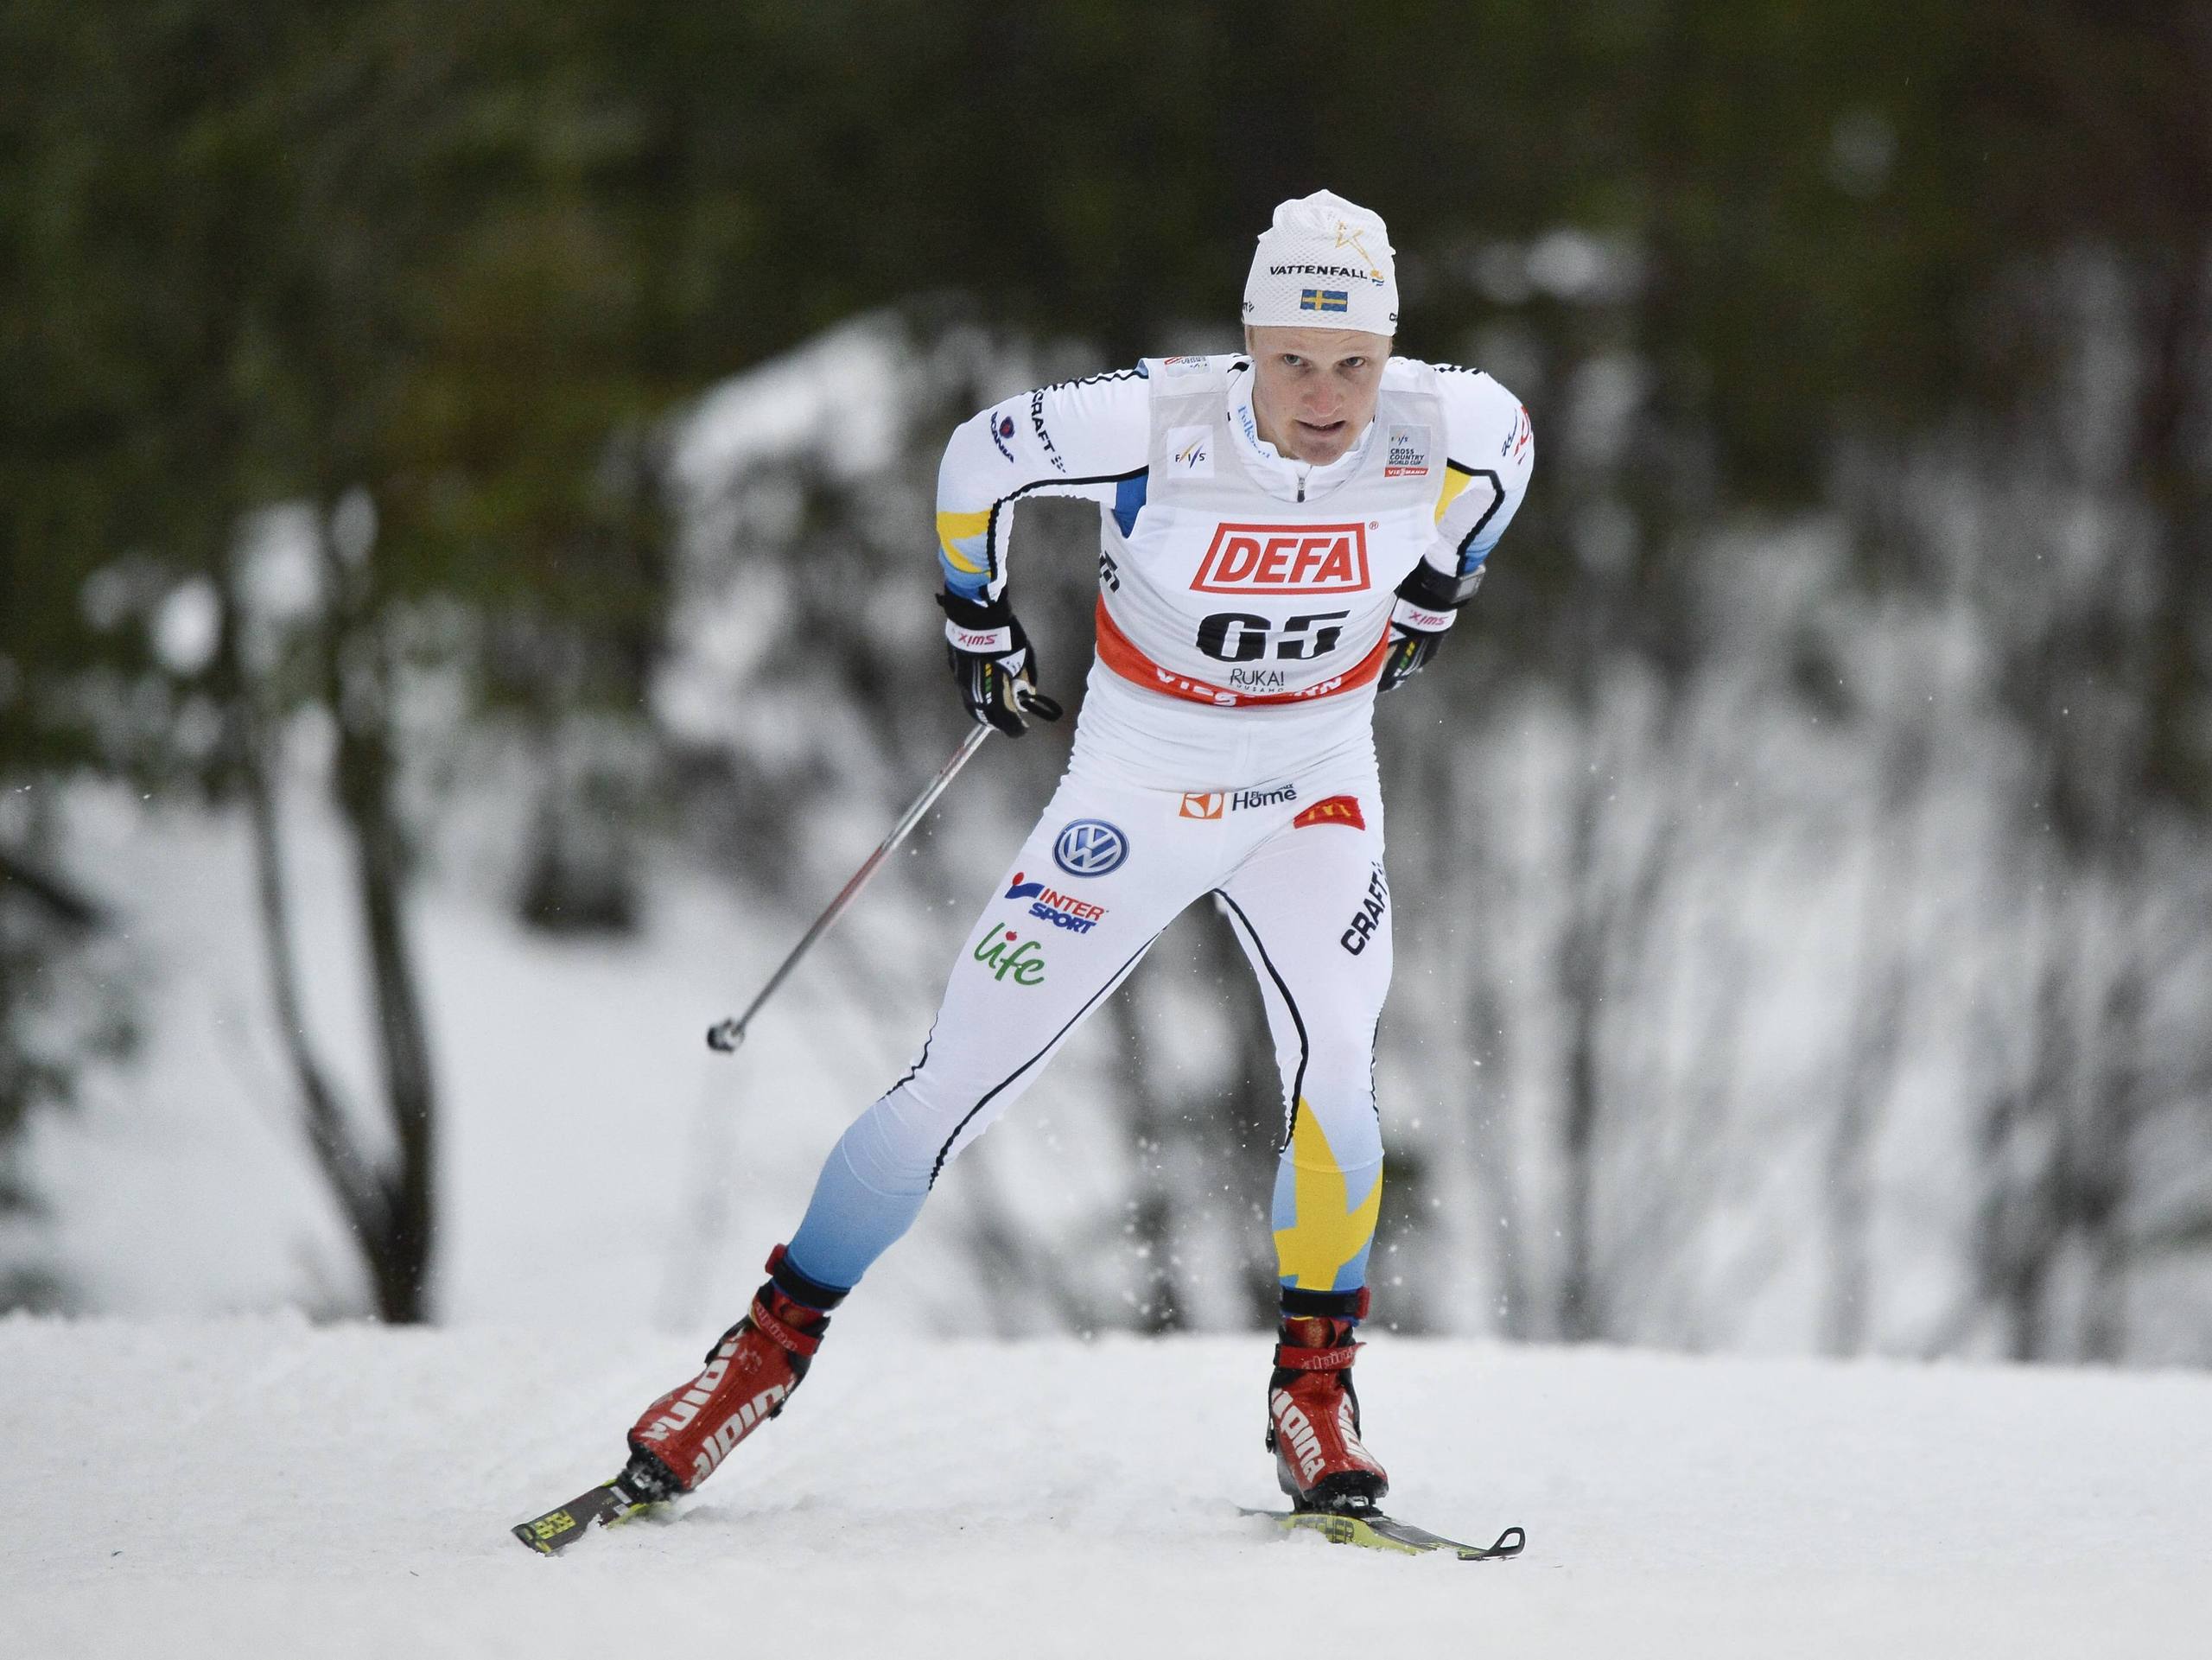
[5,1318,2204,1658]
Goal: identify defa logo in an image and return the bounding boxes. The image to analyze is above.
[1192,524,1370,594]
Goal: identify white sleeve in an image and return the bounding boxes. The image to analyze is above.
[935,368,1151,601]
[1424,367,1535,579]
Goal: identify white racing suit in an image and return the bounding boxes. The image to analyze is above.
[784,353,1534,1314]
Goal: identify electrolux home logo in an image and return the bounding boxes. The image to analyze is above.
[1052,819,1128,877]
[1179,785,1297,819]
[1191,524,1370,594]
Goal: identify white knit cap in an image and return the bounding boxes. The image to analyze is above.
[1242,189,1398,334]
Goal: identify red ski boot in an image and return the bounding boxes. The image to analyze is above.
[1266,1301,1389,1515]
[619,1246,842,1500]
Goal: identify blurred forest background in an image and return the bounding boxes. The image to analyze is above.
[3,1,2208,1364]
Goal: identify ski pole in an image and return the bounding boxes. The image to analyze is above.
[706,723,992,1053]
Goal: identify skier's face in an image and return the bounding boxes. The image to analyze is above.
[1244,326,1390,466]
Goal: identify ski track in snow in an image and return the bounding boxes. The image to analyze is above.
[3,1318,2203,1657]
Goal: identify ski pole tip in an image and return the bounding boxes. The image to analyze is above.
[706,1020,745,1053]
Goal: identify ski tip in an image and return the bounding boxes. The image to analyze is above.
[511,1520,560,1555]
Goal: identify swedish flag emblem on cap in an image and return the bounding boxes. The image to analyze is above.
[1299,289,1351,313]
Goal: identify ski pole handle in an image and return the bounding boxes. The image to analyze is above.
[707,724,992,1054]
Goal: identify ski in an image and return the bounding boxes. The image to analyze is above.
[511,1476,661,1555]
[1238,1504,1526,1561]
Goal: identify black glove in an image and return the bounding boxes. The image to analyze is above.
[935,589,1065,737]
[1377,558,1485,694]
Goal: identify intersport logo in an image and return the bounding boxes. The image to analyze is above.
[1191,523,1370,595]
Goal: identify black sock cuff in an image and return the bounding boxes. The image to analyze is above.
[767,1247,852,1312]
[1281,1284,1370,1321]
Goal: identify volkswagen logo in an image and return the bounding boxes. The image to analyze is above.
[1052,819,1128,878]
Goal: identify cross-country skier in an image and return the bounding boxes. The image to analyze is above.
[624,190,1533,1517]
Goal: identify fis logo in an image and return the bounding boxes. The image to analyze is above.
[1299,288,1351,313]
[1339,862,1389,957]
[1192,523,1370,594]
[1503,404,1532,463]
[974,921,1048,985]
[1005,872,1106,933]
[1293,794,1365,830]
[1166,423,1213,476]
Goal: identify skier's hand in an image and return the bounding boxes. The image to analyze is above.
[936,589,1064,737]
[1377,558,1484,695]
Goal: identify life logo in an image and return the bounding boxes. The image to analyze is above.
[1191,523,1370,594]
[1005,872,1107,934]
[974,921,1047,985]
[1052,819,1128,878]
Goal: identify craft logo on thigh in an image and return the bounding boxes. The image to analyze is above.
[974,920,1047,985]
[1338,862,1390,957]
[1004,872,1107,934]
[1293,794,1366,830]
[1179,792,1224,820]
[1053,819,1128,877]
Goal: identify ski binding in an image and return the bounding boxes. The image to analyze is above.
[1239,1504,1525,1561]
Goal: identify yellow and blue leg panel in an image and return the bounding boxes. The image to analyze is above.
[1272,1100,1382,1308]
